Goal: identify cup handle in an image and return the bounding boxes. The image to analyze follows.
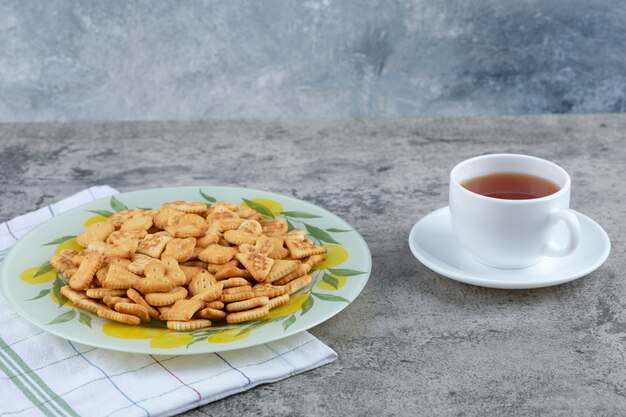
[542,209,581,257]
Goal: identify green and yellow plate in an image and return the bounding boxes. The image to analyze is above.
[0,186,371,354]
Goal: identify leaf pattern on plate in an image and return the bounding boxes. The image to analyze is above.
[328,268,366,276]
[241,198,275,218]
[19,264,57,285]
[28,288,51,301]
[79,312,92,328]
[87,210,114,218]
[300,294,314,315]
[312,293,350,303]
[281,211,322,219]
[110,196,128,212]
[51,277,69,308]
[321,273,339,290]
[304,223,340,244]
[199,189,217,203]
[326,228,351,233]
[282,315,296,331]
[41,236,76,246]
[48,310,75,325]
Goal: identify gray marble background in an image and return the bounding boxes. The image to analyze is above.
[1,0,625,122]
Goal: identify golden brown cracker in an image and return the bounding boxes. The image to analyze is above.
[97,308,141,325]
[63,267,77,279]
[272,263,311,285]
[133,277,178,294]
[136,232,173,258]
[267,237,289,260]
[167,319,211,331]
[220,277,250,288]
[267,293,290,310]
[198,244,238,264]
[205,300,225,310]
[207,259,237,273]
[237,219,263,235]
[106,229,147,245]
[206,205,242,231]
[161,237,196,262]
[189,283,223,302]
[161,256,187,286]
[76,222,115,247]
[108,209,151,228]
[236,251,273,282]
[223,230,259,246]
[226,305,270,324]
[286,274,312,294]
[180,260,209,268]
[144,287,188,306]
[70,252,103,291]
[303,254,326,268]
[102,263,140,289]
[179,265,204,283]
[214,265,252,280]
[188,269,217,296]
[85,288,127,299]
[127,253,157,275]
[218,290,255,303]
[285,239,327,259]
[87,241,110,254]
[60,285,88,304]
[153,206,185,229]
[75,298,108,314]
[164,224,207,238]
[222,285,253,294]
[102,296,132,309]
[168,201,208,214]
[126,288,160,319]
[115,302,150,322]
[195,307,227,321]
[283,230,307,241]
[226,296,269,312]
[144,261,165,279]
[234,205,257,218]
[253,283,289,298]
[159,299,204,321]
[50,249,78,273]
[106,257,132,268]
[120,213,153,231]
[195,233,220,248]
[103,239,138,259]
[260,219,288,236]
[266,260,302,282]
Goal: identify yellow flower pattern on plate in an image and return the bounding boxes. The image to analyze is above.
[54,238,84,254]
[19,266,57,285]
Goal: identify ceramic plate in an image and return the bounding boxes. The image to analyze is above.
[409,206,610,289]
[1,186,371,354]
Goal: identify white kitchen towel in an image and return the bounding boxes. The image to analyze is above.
[0,186,337,417]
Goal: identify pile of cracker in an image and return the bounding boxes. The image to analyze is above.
[49,200,327,331]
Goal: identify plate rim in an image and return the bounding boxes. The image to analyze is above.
[1,185,372,354]
[408,206,611,289]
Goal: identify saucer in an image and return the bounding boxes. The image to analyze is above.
[408,207,611,289]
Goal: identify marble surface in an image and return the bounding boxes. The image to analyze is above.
[1,114,625,416]
[1,1,626,122]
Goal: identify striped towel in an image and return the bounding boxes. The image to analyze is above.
[0,186,337,417]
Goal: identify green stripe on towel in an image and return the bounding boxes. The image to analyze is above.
[0,348,58,417]
[0,336,80,417]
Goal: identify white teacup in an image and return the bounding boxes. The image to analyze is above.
[449,154,581,269]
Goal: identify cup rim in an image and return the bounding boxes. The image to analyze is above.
[450,153,571,204]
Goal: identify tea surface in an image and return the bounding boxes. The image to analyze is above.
[461,172,560,200]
